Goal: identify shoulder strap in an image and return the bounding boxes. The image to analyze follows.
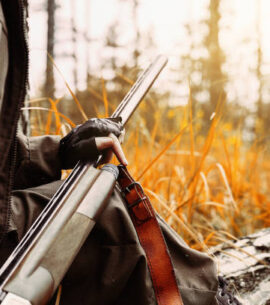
[117,165,184,305]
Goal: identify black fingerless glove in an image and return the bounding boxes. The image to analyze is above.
[59,117,123,169]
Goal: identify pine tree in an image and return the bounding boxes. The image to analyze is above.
[44,0,56,99]
[256,0,263,122]
[71,0,78,91]
[203,0,226,110]
[179,0,226,130]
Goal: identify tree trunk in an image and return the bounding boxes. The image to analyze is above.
[44,0,56,99]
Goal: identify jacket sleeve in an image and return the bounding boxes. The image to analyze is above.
[9,131,63,239]
[13,131,62,190]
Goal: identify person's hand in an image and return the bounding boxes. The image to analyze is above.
[59,118,127,169]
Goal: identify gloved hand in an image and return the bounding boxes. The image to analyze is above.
[59,117,127,169]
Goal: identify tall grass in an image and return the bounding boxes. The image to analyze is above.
[26,77,270,253]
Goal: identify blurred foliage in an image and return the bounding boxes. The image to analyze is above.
[27,0,270,253]
[27,70,270,254]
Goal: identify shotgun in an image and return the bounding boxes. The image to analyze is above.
[0,55,168,305]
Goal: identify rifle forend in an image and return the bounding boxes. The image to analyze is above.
[1,165,118,305]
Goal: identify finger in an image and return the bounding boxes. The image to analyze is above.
[95,135,128,166]
[95,137,113,150]
[108,133,128,166]
[95,135,128,165]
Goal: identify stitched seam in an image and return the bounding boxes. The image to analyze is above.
[153,217,183,302]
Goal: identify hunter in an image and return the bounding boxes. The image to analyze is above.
[0,1,241,304]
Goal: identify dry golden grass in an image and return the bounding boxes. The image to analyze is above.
[26,76,270,254]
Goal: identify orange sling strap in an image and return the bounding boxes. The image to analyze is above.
[117,165,184,305]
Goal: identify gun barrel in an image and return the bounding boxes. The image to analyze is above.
[112,55,168,125]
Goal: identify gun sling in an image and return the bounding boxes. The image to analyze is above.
[117,165,184,305]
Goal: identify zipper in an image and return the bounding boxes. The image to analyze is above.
[4,0,29,242]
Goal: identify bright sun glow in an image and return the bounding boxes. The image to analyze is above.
[29,0,270,108]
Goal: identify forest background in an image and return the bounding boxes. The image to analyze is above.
[26,0,270,253]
